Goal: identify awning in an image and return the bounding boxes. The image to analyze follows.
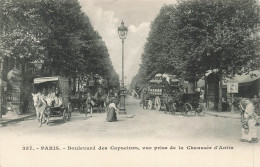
[33,76,62,84]
[223,70,260,85]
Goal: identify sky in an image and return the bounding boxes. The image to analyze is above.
[78,0,177,85]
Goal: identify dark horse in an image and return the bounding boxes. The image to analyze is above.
[93,88,107,113]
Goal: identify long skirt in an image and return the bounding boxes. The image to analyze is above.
[106,107,117,122]
[241,119,257,141]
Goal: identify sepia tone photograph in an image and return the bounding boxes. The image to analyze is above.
[0,0,260,167]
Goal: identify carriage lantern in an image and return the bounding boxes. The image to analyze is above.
[118,20,128,114]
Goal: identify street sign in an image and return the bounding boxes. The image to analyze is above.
[227,83,238,93]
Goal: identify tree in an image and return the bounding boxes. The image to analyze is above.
[0,0,47,63]
[0,0,119,117]
[139,5,182,81]
[0,0,119,83]
[135,0,259,111]
[174,0,260,111]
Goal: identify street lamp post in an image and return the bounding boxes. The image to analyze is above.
[125,76,127,87]
[118,20,128,114]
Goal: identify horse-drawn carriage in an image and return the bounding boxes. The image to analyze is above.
[77,74,109,115]
[143,74,205,116]
[32,76,71,126]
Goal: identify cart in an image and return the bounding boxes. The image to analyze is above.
[82,74,108,114]
[33,76,71,122]
[146,74,205,116]
[145,74,181,110]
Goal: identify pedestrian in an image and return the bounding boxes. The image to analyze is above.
[86,92,93,117]
[240,98,258,143]
[106,97,119,122]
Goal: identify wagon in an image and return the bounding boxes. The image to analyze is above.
[175,92,205,116]
[81,74,108,114]
[33,76,71,122]
[145,74,180,111]
[145,74,205,116]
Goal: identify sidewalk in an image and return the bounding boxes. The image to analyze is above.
[0,112,35,127]
[205,110,241,119]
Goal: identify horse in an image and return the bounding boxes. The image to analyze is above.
[94,88,107,113]
[32,93,51,127]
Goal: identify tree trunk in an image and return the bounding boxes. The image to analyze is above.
[218,75,223,112]
[77,77,80,93]
[0,57,4,118]
[187,81,196,93]
[205,78,209,107]
[213,75,219,109]
[73,77,76,95]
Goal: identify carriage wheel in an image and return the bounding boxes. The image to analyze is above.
[181,103,193,116]
[148,100,153,110]
[154,96,161,111]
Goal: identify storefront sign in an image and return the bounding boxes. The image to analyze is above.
[227,83,238,93]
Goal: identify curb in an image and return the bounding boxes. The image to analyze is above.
[205,112,240,120]
[0,114,36,127]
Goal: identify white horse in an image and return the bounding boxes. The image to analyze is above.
[32,93,51,127]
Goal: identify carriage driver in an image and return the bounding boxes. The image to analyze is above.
[41,87,47,97]
[54,93,63,107]
[48,86,56,98]
[47,86,62,107]
[47,86,56,107]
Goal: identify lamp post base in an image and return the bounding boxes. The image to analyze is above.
[119,88,126,114]
[119,109,126,115]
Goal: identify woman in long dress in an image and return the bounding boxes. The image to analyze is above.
[106,96,119,122]
[240,98,258,143]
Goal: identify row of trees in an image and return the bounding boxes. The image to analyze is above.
[132,0,260,111]
[0,0,119,87]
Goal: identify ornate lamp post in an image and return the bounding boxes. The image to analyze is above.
[118,20,128,114]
